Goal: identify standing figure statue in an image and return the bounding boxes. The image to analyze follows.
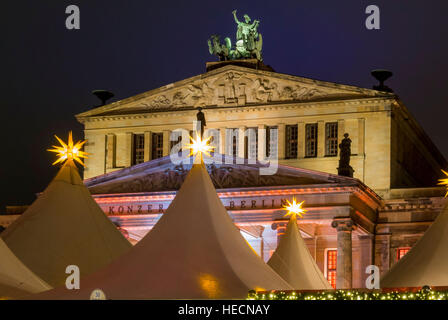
[337,133,354,177]
[232,10,263,60]
[232,10,260,46]
[196,107,206,138]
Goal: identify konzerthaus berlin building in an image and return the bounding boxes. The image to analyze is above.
[3,59,447,290]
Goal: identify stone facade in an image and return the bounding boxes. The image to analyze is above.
[77,64,446,200]
[1,63,445,290]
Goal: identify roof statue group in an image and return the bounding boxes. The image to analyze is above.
[208,10,263,61]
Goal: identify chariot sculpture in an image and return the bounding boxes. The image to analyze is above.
[208,10,263,61]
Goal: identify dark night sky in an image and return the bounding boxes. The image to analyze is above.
[1,0,448,210]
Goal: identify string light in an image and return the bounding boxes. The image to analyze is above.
[247,288,448,300]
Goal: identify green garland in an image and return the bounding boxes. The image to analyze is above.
[247,288,448,300]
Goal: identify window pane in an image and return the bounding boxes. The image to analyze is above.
[132,134,145,165]
[305,124,318,157]
[326,249,337,289]
[397,248,410,260]
[266,126,278,159]
[325,122,338,156]
[247,127,258,160]
[226,129,239,157]
[151,133,163,160]
[285,125,298,159]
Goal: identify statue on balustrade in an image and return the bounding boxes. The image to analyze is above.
[337,133,354,178]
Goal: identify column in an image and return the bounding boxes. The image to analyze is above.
[258,124,266,161]
[124,132,133,167]
[331,218,354,289]
[106,133,116,169]
[271,222,288,245]
[162,130,170,156]
[238,126,246,159]
[277,123,285,160]
[317,120,325,157]
[219,127,226,155]
[144,131,152,162]
[297,122,305,159]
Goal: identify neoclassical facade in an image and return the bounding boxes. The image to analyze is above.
[78,62,445,200]
[2,61,446,289]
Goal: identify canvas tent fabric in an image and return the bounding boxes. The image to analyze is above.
[0,237,51,298]
[381,204,448,288]
[267,215,332,290]
[1,160,132,287]
[34,160,292,299]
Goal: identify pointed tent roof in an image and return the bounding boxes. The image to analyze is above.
[34,160,292,299]
[0,237,51,299]
[381,204,448,288]
[267,215,332,290]
[1,160,132,287]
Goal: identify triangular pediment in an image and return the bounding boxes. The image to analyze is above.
[85,154,359,194]
[77,64,394,118]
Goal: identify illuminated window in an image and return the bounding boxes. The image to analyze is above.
[132,134,145,165]
[325,122,338,156]
[151,133,163,160]
[326,249,337,289]
[397,247,410,260]
[285,125,298,159]
[305,123,318,157]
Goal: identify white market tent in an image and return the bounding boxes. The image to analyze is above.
[0,237,51,298]
[381,204,448,288]
[267,215,332,290]
[34,158,292,299]
[1,160,132,287]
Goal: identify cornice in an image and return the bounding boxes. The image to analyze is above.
[78,95,396,125]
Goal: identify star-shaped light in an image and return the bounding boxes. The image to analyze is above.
[438,169,448,197]
[186,133,215,158]
[283,197,307,219]
[47,131,88,166]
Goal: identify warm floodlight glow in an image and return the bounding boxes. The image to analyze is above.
[283,197,307,219]
[438,169,448,197]
[47,131,88,166]
[186,133,214,157]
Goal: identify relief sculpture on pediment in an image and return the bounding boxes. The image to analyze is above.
[249,78,280,103]
[132,72,340,112]
[280,85,328,101]
[213,71,253,106]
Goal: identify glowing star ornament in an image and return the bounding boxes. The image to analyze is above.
[186,133,215,163]
[283,197,307,219]
[47,131,88,166]
[438,169,448,197]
